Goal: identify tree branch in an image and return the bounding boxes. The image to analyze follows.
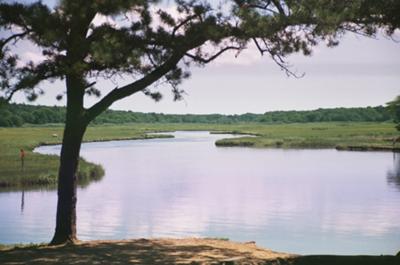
[85,53,184,122]
[184,46,242,64]
[271,0,286,16]
[242,0,278,14]
[253,37,266,55]
[172,14,198,36]
[4,61,61,101]
[0,31,29,51]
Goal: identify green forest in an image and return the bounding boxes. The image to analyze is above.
[0,101,393,127]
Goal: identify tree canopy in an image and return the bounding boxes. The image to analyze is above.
[0,102,393,127]
[387,96,400,131]
[1,0,399,111]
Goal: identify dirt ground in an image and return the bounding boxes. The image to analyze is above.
[0,238,398,265]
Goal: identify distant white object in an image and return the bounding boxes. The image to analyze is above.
[52,134,58,137]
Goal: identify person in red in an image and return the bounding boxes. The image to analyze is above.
[20,149,25,171]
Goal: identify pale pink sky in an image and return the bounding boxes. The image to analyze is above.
[7,0,400,114]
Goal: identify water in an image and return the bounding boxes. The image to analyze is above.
[1,131,400,255]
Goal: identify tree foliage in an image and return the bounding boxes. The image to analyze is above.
[0,102,393,127]
[1,0,399,107]
[387,96,400,131]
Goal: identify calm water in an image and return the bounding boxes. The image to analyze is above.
[1,131,400,255]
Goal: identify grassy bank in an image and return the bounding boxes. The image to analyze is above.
[0,125,172,188]
[1,122,398,188]
[0,238,398,265]
[213,122,399,150]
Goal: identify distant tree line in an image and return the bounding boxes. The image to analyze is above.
[0,101,393,127]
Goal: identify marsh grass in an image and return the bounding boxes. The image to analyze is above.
[0,124,178,188]
[0,122,398,189]
[213,122,398,150]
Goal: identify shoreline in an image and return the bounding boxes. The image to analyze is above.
[0,238,398,265]
[37,129,400,153]
[216,139,400,152]
[0,132,174,189]
[2,123,399,189]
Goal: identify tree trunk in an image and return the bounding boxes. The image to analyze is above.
[50,115,86,244]
[50,76,87,245]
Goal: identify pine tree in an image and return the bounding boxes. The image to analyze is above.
[1,0,399,245]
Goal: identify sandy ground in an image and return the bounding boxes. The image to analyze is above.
[0,238,398,265]
[0,238,291,264]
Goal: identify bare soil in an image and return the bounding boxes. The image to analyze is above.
[0,238,398,265]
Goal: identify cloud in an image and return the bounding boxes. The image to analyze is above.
[211,46,263,66]
[90,4,182,30]
[91,13,120,28]
[23,51,46,63]
[88,4,261,67]
[16,49,46,67]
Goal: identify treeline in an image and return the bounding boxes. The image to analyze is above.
[0,101,393,127]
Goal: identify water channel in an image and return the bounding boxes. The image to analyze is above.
[0,131,399,255]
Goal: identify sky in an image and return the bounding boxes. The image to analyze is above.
[6,0,400,114]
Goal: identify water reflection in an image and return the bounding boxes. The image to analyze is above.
[1,131,399,255]
[387,153,400,191]
[21,190,24,213]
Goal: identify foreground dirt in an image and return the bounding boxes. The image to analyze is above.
[0,238,398,265]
